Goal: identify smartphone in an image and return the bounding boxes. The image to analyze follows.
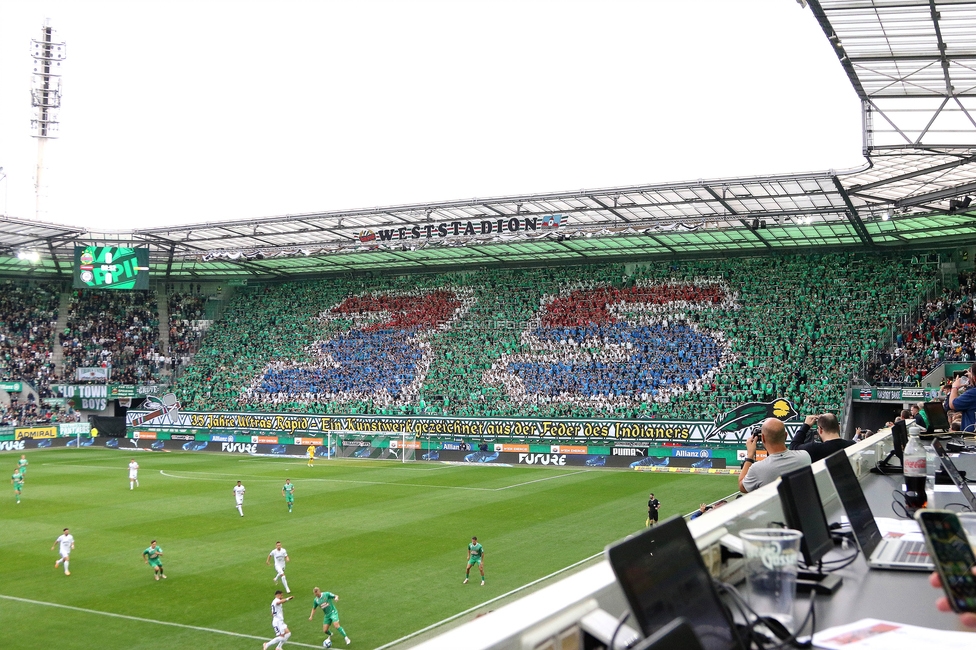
[915,510,976,613]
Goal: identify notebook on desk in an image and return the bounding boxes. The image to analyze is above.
[825,451,934,571]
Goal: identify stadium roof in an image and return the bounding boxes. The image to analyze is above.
[2,0,976,281]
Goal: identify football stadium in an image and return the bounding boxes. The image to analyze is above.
[3,1,976,649]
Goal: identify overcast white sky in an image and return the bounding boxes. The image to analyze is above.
[0,0,864,231]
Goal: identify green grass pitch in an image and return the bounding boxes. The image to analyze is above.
[0,448,738,649]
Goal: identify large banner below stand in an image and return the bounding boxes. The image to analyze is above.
[126,403,807,444]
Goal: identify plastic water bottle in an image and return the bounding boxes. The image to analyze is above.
[903,423,927,510]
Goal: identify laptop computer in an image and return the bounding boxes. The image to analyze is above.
[922,401,951,435]
[605,515,743,650]
[931,439,976,511]
[824,451,933,571]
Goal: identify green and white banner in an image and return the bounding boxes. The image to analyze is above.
[126,409,807,444]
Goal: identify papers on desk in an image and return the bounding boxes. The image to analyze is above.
[813,618,974,649]
[836,516,925,542]
[874,517,924,543]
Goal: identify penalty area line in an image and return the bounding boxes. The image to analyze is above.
[0,594,322,649]
[372,550,604,650]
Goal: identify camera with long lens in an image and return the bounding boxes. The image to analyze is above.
[748,424,763,449]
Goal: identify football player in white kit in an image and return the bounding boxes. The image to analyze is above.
[128,459,139,490]
[267,541,291,593]
[52,527,74,576]
[262,590,294,650]
[233,480,245,517]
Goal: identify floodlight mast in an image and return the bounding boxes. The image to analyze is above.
[30,19,66,220]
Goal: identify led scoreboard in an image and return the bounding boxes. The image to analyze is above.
[73,246,150,290]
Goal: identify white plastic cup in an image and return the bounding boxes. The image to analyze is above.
[740,528,803,630]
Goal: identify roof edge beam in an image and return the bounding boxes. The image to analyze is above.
[832,176,874,246]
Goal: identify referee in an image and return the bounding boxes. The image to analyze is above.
[646,493,661,527]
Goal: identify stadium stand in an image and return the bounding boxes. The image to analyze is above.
[175,253,939,421]
[0,281,60,391]
[167,292,209,372]
[866,272,976,385]
[0,281,75,426]
[59,290,163,385]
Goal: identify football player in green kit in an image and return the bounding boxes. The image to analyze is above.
[12,467,24,504]
[18,455,28,478]
[309,587,351,646]
[464,536,485,585]
[282,479,295,513]
[143,540,166,580]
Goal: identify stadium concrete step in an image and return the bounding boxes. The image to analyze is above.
[157,290,171,357]
[51,290,72,374]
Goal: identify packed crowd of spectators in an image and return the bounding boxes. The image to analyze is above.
[251,289,471,406]
[60,290,163,384]
[0,281,60,397]
[0,283,225,425]
[0,399,81,427]
[866,273,976,385]
[485,280,733,411]
[176,253,938,421]
[168,293,209,371]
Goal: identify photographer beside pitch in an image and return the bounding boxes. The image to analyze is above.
[738,418,810,493]
[788,412,854,462]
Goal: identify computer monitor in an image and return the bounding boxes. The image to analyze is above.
[778,466,834,567]
[923,401,951,435]
[605,516,742,650]
[890,420,908,462]
[825,450,883,558]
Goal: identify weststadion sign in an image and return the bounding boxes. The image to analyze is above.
[358,214,564,243]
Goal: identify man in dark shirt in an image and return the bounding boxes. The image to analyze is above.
[789,413,854,462]
[645,493,661,527]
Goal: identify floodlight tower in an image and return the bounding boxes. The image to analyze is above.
[30,19,66,220]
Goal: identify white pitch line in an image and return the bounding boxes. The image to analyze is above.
[372,551,605,650]
[237,459,451,471]
[159,468,589,492]
[0,594,322,649]
[159,469,492,491]
[493,469,590,490]
[42,463,131,469]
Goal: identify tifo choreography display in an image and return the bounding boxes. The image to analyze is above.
[165,256,935,422]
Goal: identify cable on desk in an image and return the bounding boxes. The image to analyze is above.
[608,610,630,650]
[798,546,860,573]
[944,502,974,512]
[714,580,816,649]
[890,490,917,520]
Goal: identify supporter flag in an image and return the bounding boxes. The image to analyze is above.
[541,214,563,228]
[709,398,798,439]
[484,281,736,409]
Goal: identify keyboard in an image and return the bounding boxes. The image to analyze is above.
[893,540,930,564]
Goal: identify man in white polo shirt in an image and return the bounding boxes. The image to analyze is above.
[738,418,810,493]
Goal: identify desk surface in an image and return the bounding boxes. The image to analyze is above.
[814,471,965,632]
